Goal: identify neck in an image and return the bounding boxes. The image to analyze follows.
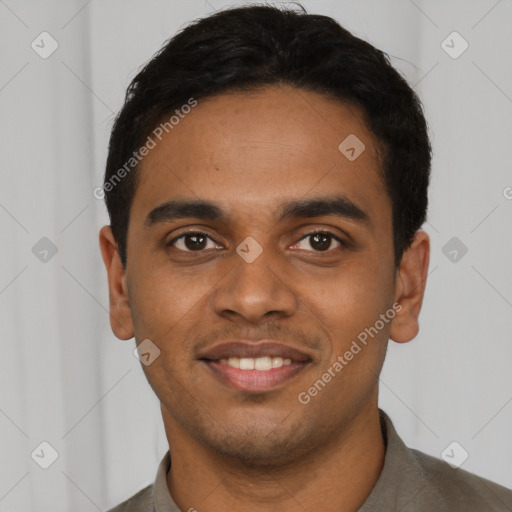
[163,401,385,512]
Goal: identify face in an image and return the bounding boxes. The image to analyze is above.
[100,85,429,466]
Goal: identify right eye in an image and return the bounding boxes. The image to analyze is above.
[167,231,222,252]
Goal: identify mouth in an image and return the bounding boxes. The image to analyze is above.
[198,341,312,393]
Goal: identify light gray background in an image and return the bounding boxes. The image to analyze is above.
[0,1,511,511]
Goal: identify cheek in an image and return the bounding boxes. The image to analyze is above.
[128,261,215,339]
[303,256,394,338]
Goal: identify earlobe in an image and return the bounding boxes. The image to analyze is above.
[99,225,134,340]
[389,230,430,344]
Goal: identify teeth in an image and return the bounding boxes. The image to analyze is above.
[255,357,272,370]
[228,357,239,368]
[239,357,254,370]
[218,357,293,370]
[272,357,283,368]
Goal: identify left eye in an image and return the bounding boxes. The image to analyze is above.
[292,232,342,252]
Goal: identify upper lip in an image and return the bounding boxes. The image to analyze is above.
[198,340,312,363]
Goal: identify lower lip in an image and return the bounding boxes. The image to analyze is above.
[203,360,309,392]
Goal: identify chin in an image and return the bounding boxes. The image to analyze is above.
[197,419,318,468]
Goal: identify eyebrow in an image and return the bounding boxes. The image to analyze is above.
[145,195,370,228]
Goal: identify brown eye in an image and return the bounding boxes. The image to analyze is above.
[309,233,332,251]
[168,232,218,252]
[293,231,343,252]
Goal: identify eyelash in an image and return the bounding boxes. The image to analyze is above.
[166,229,346,253]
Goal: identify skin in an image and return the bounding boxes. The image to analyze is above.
[100,84,430,512]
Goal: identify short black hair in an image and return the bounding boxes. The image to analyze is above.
[103,2,431,268]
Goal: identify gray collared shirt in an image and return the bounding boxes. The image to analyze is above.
[107,409,512,512]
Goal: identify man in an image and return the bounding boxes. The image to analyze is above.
[99,4,512,511]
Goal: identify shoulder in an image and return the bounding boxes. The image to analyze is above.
[363,410,512,512]
[408,447,512,511]
[106,484,153,512]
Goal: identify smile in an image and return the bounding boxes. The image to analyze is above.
[218,356,292,370]
[203,359,309,392]
[198,340,312,393]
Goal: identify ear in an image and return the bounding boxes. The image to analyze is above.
[389,230,430,343]
[99,225,134,340]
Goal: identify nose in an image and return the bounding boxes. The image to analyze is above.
[210,243,298,324]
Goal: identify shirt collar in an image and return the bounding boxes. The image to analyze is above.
[358,409,427,511]
[152,450,179,512]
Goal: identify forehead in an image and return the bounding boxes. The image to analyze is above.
[131,85,389,227]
